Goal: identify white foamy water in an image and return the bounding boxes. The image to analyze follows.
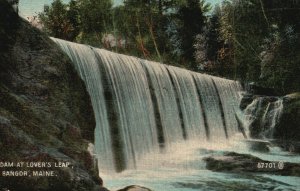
[102,138,300,191]
[51,37,300,191]
[52,37,244,172]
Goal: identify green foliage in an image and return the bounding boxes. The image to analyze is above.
[260,25,300,94]
[39,0,112,43]
[39,0,79,40]
[77,0,112,33]
[39,0,209,69]
[38,0,300,94]
[194,0,300,94]
[176,0,206,70]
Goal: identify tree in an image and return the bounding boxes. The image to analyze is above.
[217,0,270,81]
[66,0,81,40]
[39,0,80,41]
[216,0,300,93]
[176,0,206,70]
[112,0,175,61]
[260,25,300,94]
[74,0,112,47]
[77,0,112,34]
[39,0,113,45]
[194,6,229,76]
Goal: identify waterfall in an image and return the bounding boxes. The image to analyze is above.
[261,99,283,137]
[51,38,115,171]
[243,97,283,138]
[140,60,183,146]
[212,77,243,137]
[52,38,243,172]
[166,66,205,140]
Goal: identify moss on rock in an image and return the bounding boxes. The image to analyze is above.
[0,0,99,190]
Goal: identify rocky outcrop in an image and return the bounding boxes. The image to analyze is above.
[0,1,100,190]
[246,82,279,96]
[272,93,300,152]
[204,152,300,176]
[117,185,152,191]
[273,93,300,141]
[241,94,283,139]
[241,90,300,148]
[240,91,300,152]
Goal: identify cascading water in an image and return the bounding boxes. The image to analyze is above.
[51,38,300,191]
[166,66,205,140]
[50,38,115,171]
[261,99,283,137]
[243,96,284,138]
[51,38,244,173]
[93,49,159,171]
[212,76,243,137]
[192,74,227,140]
[140,60,184,146]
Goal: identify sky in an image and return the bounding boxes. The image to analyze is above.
[19,0,223,18]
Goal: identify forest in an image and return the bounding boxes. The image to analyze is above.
[1,0,300,190]
[38,0,300,95]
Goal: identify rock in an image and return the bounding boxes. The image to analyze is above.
[204,152,300,176]
[242,95,283,139]
[5,0,19,13]
[241,92,300,144]
[247,82,279,96]
[273,92,300,143]
[92,186,110,191]
[0,0,100,190]
[244,140,270,153]
[282,92,300,103]
[271,140,300,154]
[239,93,254,110]
[240,92,300,152]
[117,185,152,191]
[0,115,11,126]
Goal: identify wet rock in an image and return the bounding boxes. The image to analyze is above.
[242,96,283,139]
[117,185,152,191]
[245,140,270,153]
[204,152,300,176]
[240,92,300,146]
[239,93,254,110]
[247,82,279,96]
[174,173,290,191]
[273,92,300,143]
[0,1,99,190]
[93,186,110,191]
[271,140,300,154]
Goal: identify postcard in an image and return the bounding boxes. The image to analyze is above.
[1,0,299,190]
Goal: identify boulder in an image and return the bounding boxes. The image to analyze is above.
[117,185,152,191]
[239,93,254,110]
[244,140,270,153]
[0,0,100,190]
[247,82,279,96]
[204,152,300,176]
[240,92,300,153]
[273,93,300,145]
